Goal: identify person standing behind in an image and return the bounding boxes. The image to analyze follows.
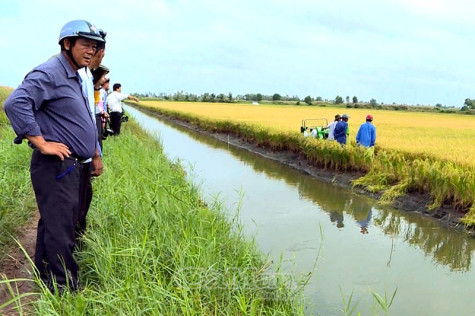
[78,28,106,132]
[91,65,110,150]
[356,114,376,147]
[326,114,341,141]
[78,28,107,147]
[107,83,139,135]
[4,19,104,293]
[76,27,107,244]
[99,77,110,126]
[334,114,350,145]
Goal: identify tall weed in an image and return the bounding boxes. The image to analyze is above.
[0,87,36,261]
[33,120,305,315]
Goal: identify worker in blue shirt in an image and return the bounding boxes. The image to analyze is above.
[334,114,350,145]
[4,20,104,294]
[356,114,376,147]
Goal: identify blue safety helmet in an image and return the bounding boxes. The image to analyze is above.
[98,29,107,42]
[95,28,107,50]
[58,20,104,44]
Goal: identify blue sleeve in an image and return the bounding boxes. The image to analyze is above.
[356,126,361,144]
[4,70,53,144]
[97,140,102,157]
[371,126,376,146]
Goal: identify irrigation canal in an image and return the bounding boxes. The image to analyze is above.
[126,105,475,315]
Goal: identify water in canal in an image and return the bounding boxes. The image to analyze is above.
[126,105,475,315]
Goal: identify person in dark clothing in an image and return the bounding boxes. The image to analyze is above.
[356,209,372,234]
[4,19,104,293]
[334,114,350,145]
[75,29,107,245]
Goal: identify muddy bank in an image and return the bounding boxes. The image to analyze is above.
[130,105,472,235]
[0,210,39,315]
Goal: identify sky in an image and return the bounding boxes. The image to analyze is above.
[1,0,475,107]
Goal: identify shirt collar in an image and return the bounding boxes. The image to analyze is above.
[57,52,83,79]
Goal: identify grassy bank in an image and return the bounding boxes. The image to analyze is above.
[0,86,36,261]
[1,86,304,314]
[132,102,475,225]
[30,121,304,314]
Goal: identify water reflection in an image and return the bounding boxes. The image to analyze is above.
[375,209,474,271]
[129,105,475,272]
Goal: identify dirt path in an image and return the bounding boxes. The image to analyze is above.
[0,210,39,315]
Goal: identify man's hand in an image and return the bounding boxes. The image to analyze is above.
[90,147,103,177]
[26,135,71,160]
[128,95,139,102]
[91,155,103,177]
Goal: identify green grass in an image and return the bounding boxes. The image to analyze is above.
[1,87,304,314]
[29,121,305,315]
[0,87,37,262]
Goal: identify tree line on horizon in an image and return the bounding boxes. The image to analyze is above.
[131,91,475,113]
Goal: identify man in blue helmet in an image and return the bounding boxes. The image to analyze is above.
[4,19,104,293]
[78,28,109,153]
[76,27,108,241]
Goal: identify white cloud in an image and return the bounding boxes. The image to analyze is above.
[396,0,475,19]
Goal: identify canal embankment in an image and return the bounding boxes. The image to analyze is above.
[0,103,305,314]
[124,104,475,316]
[129,102,473,235]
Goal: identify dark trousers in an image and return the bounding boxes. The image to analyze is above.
[109,111,123,135]
[31,151,92,290]
[96,114,103,151]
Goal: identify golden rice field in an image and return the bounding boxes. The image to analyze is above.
[140,101,475,168]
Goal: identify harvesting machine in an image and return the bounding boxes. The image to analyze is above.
[300,118,329,139]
